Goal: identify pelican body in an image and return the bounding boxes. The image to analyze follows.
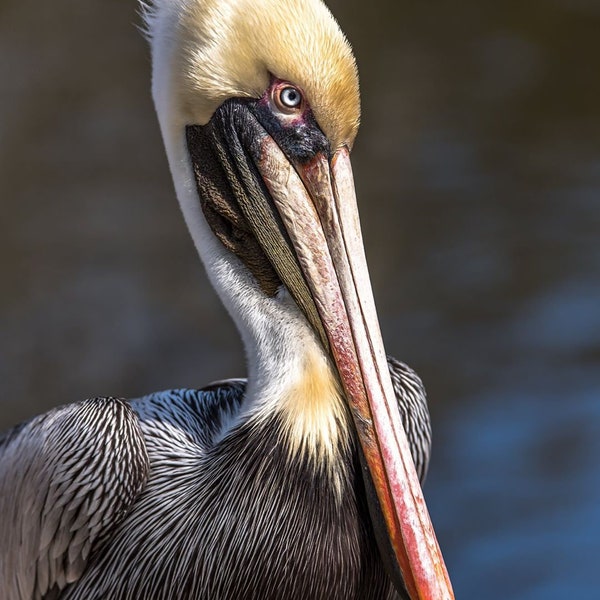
[0,1,453,599]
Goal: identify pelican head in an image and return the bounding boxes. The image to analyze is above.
[143,0,452,598]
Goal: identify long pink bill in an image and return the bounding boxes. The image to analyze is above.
[256,140,454,600]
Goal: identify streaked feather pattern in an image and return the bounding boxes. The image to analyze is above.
[0,360,429,599]
[387,356,432,483]
[0,398,148,599]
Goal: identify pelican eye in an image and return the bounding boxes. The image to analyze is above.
[280,87,301,107]
[276,86,303,111]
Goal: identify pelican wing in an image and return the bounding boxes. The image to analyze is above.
[386,356,432,484]
[0,398,149,599]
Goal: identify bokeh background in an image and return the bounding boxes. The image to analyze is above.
[1,0,599,597]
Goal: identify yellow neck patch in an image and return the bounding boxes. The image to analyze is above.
[278,347,350,474]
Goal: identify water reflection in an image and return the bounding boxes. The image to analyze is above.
[1,0,599,598]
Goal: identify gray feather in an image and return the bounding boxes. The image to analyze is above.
[0,398,149,599]
[0,370,428,600]
[386,355,432,483]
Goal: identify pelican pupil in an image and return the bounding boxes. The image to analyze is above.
[280,87,301,108]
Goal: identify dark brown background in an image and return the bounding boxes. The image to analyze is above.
[1,1,599,597]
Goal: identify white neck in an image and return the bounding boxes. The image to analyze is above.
[161,124,348,465]
[148,6,349,468]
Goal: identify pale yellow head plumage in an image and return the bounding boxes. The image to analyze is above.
[168,0,360,149]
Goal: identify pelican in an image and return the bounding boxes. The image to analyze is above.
[0,0,453,598]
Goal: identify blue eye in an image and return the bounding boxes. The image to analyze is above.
[279,86,302,109]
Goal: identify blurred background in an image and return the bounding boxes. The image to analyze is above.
[1,0,599,597]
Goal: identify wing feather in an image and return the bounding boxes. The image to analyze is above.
[386,356,432,483]
[0,397,149,599]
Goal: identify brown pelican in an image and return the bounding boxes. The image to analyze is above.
[0,0,454,598]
